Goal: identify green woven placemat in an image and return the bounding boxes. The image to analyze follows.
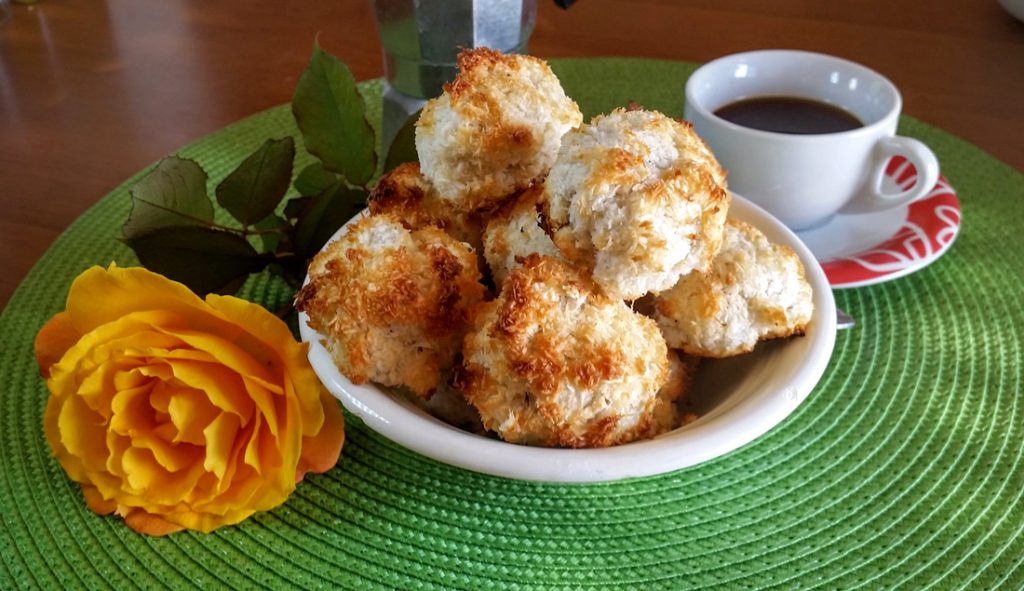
[2,57,1023,590]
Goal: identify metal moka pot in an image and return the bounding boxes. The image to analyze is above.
[371,0,538,152]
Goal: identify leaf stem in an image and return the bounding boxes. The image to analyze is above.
[243,225,291,236]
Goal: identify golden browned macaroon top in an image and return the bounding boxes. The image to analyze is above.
[482,185,563,289]
[296,214,486,397]
[652,218,813,358]
[415,47,582,213]
[544,108,730,300]
[459,254,670,448]
[368,162,484,253]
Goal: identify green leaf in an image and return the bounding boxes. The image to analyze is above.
[292,43,377,186]
[124,226,270,296]
[249,214,288,253]
[215,137,295,226]
[123,157,214,240]
[294,162,339,196]
[384,109,421,173]
[294,183,367,259]
[283,196,313,220]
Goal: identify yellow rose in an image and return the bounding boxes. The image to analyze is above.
[34,265,344,535]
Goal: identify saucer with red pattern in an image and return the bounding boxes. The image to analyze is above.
[797,156,961,289]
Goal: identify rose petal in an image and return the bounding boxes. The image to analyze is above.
[161,348,219,364]
[243,420,264,475]
[166,386,221,445]
[205,457,262,508]
[34,312,81,378]
[110,364,150,395]
[121,508,185,536]
[81,485,117,515]
[104,429,132,481]
[76,330,180,407]
[203,412,241,481]
[122,446,169,492]
[147,377,174,418]
[207,294,324,429]
[205,294,299,358]
[241,376,281,437]
[160,328,276,385]
[65,266,213,336]
[137,361,174,385]
[157,504,255,534]
[109,384,157,436]
[197,458,286,518]
[134,431,203,474]
[285,357,328,439]
[160,331,293,450]
[110,382,204,483]
[163,357,254,420]
[52,318,185,419]
[110,381,200,474]
[112,446,204,506]
[250,418,287,476]
[119,326,186,355]
[201,421,293,515]
[85,469,131,506]
[212,426,250,498]
[57,394,110,478]
[296,392,345,480]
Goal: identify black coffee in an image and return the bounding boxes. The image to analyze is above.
[714,96,863,134]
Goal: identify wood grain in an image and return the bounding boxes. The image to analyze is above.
[1,0,1022,309]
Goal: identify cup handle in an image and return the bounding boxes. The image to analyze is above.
[840,136,940,215]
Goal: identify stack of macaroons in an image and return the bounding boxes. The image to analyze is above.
[296,48,814,448]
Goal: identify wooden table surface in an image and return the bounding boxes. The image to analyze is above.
[1,0,1022,309]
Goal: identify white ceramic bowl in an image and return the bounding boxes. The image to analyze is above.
[299,194,837,483]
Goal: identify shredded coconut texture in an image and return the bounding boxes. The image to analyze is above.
[545,108,730,300]
[416,48,582,213]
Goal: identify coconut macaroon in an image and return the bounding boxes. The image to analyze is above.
[368,162,484,254]
[652,351,701,432]
[404,378,485,434]
[652,219,814,358]
[416,47,583,213]
[544,108,730,300]
[295,215,486,397]
[482,186,563,288]
[458,255,670,448]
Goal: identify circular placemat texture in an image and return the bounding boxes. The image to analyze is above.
[2,58,1023,590]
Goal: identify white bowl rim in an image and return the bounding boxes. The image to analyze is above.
[299,193,837,483]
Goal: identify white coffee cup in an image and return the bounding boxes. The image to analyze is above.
[684,50,939,231]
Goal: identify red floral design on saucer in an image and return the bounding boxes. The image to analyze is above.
[821,156,961,288]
